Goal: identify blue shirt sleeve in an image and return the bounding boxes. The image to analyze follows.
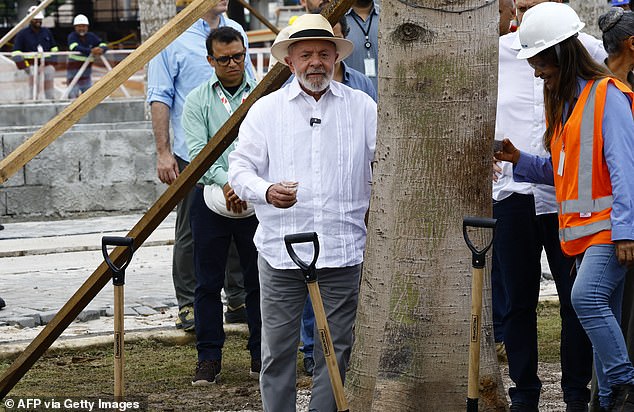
[603,83,634,241]
[513,151,555,186]
[146,49,177,107]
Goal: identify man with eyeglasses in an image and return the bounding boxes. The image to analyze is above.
[147,0,254,333]
[183,26,261,386]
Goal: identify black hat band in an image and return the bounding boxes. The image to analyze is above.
[289,29,334,39]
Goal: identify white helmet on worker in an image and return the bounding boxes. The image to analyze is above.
[27,5,44,20]
[73,14,89,26]
[516,2,585,60]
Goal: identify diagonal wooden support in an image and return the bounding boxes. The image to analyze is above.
[0,0,217,185]
[0,0,355,398]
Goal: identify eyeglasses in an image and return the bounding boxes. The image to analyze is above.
[210,52,246,66]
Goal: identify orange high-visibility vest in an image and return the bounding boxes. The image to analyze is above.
[551,77,634,256]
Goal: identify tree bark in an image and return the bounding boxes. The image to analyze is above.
[139,0,177,42]
[345,1,506,410]
[139,0,176,119]
[569,0,610,39]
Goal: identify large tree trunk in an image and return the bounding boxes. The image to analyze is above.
[139,0,177,41]
[346,1,505,410]
[569,0,610,39]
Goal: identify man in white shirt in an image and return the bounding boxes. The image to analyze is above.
[492,1,607,411]
[228,14,376,412]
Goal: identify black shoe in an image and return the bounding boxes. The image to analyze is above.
[303,356,314,376]
[510,404,539,412]
[566,400,588,412]
[0,224,4,230]
[611,383,634,412]
[192,360,221,386]
[0,297,5,309]
[249,358,261,380]
[225,304,247,324]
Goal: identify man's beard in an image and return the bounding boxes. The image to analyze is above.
[297,67,334,94]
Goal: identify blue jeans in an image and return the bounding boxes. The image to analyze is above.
[571,243,634,408]
[300,296,315,358]
[190,187,261,361]
[494,193,592,406]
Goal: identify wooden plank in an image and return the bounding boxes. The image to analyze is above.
[0,0,55,49]
[235,0,280,35]
[0,0,218,185]
[0,0,355,397]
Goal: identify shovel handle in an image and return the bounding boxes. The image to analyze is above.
[102,236,135,286]
[284,232,319,281]
[462,217,496,269]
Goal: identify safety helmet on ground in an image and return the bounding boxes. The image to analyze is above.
[73,14,89,26]
[516,2,585,60]
[27,5,44,20]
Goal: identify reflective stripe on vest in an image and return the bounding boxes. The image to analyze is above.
[558,79,612,242]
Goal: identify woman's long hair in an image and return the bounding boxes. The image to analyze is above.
[541,35,611,152]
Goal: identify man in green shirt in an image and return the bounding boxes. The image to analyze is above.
[182,26,261,385]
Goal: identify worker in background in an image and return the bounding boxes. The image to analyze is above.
[66,14,108,99]
[12,6,59,99]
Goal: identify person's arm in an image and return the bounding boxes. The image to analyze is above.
[151,102,179,184]
[229,101,294,207]
[494,138,554,186]
[602,83,634,266]
[11,32,27,69]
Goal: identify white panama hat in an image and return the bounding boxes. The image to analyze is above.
[270,14,354,65]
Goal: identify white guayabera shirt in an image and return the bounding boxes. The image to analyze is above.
[229,77,377,270]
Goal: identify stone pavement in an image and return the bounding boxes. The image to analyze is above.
[0,212,226,357]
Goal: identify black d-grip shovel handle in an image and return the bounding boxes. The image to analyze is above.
[102,236,135,286]
[462,217,497,269]
[284,232,320,282]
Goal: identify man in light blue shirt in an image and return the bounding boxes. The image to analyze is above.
[146,0,254,332]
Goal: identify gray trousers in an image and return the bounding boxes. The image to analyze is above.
[225,240,246,309]
[258,256,360,412]
[172,156,196,308]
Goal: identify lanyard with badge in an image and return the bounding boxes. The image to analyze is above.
[350,11,376,78]
[213,83,250,116]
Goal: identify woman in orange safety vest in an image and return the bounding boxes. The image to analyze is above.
[494,3,634,411]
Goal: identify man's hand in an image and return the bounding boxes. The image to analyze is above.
[156,151,179,184]
[492,157,503,182]
[266,183,297,209]
[91,47,104,56]
[493,138,521,165]
[223,183,247,214]
[616,240,634,267]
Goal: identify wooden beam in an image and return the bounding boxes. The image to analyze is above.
[235,0,280,35]
[0,0,355,397]
[0,0,55,49]
[0,0,217,185]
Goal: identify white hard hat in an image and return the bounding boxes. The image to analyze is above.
[516,2,585,60]
[28,5,44,19]
[73,14,89,26]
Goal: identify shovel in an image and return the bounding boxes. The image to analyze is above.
[284,232,349,412]
[462,217,496,412]
[101,236,135,401]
